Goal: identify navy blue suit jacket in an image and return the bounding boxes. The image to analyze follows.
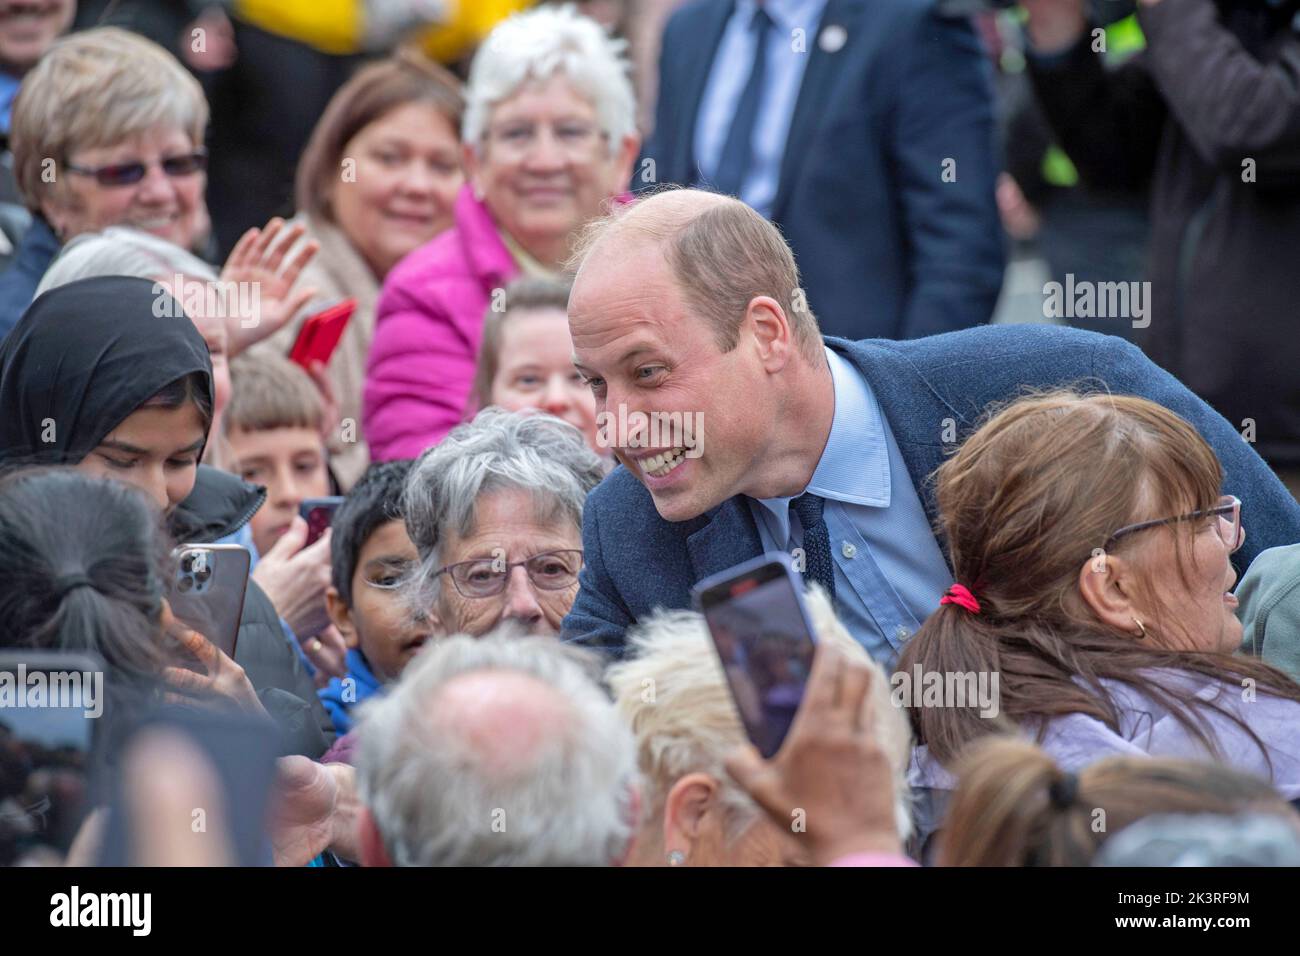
[563,326,1300,654]
[642,0,1005,340]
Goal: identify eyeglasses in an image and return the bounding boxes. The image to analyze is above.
[435,549,583,599]
[1104,495,1243,554]
[485,121,607,159]
[64,149,209,187]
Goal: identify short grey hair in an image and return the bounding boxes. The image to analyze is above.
[354,631,639,866]
[35,226,217,297]
[463,3,635,158]
[403,407,605,608]
[607,588,914,843]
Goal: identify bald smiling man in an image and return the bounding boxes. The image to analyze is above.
[561,189,1300,664]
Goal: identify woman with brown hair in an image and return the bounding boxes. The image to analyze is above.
[255,48,465,488]
[900,390,1300,846]
[937,737,1300,867]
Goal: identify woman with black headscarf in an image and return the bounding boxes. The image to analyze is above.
[0,276,334,758]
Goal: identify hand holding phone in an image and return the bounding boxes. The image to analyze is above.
[694,553,818,758]
[288,299,356,370]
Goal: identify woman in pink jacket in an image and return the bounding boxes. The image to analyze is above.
[364,5,640,461]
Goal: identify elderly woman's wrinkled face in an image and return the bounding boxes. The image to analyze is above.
[0,0,74,74]
[468,73,633,265]
[490,308,600,453]
[433,487,582,638]
[332,101,464,278]
[47,126,206,249]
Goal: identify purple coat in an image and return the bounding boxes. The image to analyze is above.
[364,186,518,461]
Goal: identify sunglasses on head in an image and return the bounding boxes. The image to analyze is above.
[63,148,208,187]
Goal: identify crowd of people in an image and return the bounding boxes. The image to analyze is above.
[3,0,1300,870]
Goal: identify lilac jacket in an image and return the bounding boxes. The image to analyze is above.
[908,668,1300,845]
[364,185,519,461]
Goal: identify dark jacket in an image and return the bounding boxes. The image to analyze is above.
[643,0,1005,340]
[1026,0,1300,466]
[0,215,58,341]
[563,325,1300,655]
[172,465,335,758]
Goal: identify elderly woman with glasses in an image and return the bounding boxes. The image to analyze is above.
[402,407,605,638]
[898,390,1300,852]
[364,5,639,461]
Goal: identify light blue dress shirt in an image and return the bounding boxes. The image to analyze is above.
[748,348,953,666]
[693,0,828,217]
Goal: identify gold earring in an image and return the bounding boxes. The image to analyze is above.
[1133,616,1147,640]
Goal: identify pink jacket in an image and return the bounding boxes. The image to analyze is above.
[363,185,519,461]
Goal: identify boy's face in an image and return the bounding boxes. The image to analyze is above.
[328,519,439,684]
[228,426,330,556]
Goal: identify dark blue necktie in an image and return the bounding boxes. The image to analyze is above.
[711,6,773,198]
[792,492,835,600]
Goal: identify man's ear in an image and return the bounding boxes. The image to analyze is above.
[358,807,393,867]
[661,772,718,864]
[1077,551,1141,635]
[326,586,360,650]
[745,296,795,373]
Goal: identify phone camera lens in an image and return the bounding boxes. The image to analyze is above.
[178,576,193,593]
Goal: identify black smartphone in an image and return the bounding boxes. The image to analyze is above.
[167,544,251,660]
[0,650,105,865]
[693,553,818,758]
[300,496,345,547]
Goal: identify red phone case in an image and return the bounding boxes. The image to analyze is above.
[289,299,357,369]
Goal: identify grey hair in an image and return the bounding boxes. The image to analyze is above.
[607,588,914,844]
[354,630,640,866]
[402,407,604,610]
[463,3,635,158]
[35,226,217,297]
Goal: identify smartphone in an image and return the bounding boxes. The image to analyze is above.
[167,544,251,661]
[693,553,818,758]
[0,650,105,865]
[288,298,356,370]
[299,496,345,547]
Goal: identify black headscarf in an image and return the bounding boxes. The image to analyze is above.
[0,276,214,465]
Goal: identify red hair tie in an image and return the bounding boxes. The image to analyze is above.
[940,583,981,614]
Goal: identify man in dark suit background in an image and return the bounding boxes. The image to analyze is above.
[640,0,1006,339]
[562,189,1300,659]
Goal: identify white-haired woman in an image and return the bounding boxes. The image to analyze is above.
[403,406,606,638]
[364,5,639,461]
[606,589,914,867]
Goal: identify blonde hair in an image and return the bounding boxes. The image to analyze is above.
[12,28,208,215]
[226,353,324,435]
[607,587,912,843]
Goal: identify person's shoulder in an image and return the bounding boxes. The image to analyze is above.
[838,325,1127,374]
[664,0,722,34]
[586,464,699,540]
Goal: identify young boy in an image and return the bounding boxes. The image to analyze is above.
[225,353,333,558]
[320,460,439,734]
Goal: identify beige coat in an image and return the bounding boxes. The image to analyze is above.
[251,213,379,490]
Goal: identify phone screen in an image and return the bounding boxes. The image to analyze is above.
[299,497,344,548]
[698,559,816,758]
[0,652,103,865]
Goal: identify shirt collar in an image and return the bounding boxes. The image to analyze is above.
[751,346,892,526]
[736,0,829,31]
